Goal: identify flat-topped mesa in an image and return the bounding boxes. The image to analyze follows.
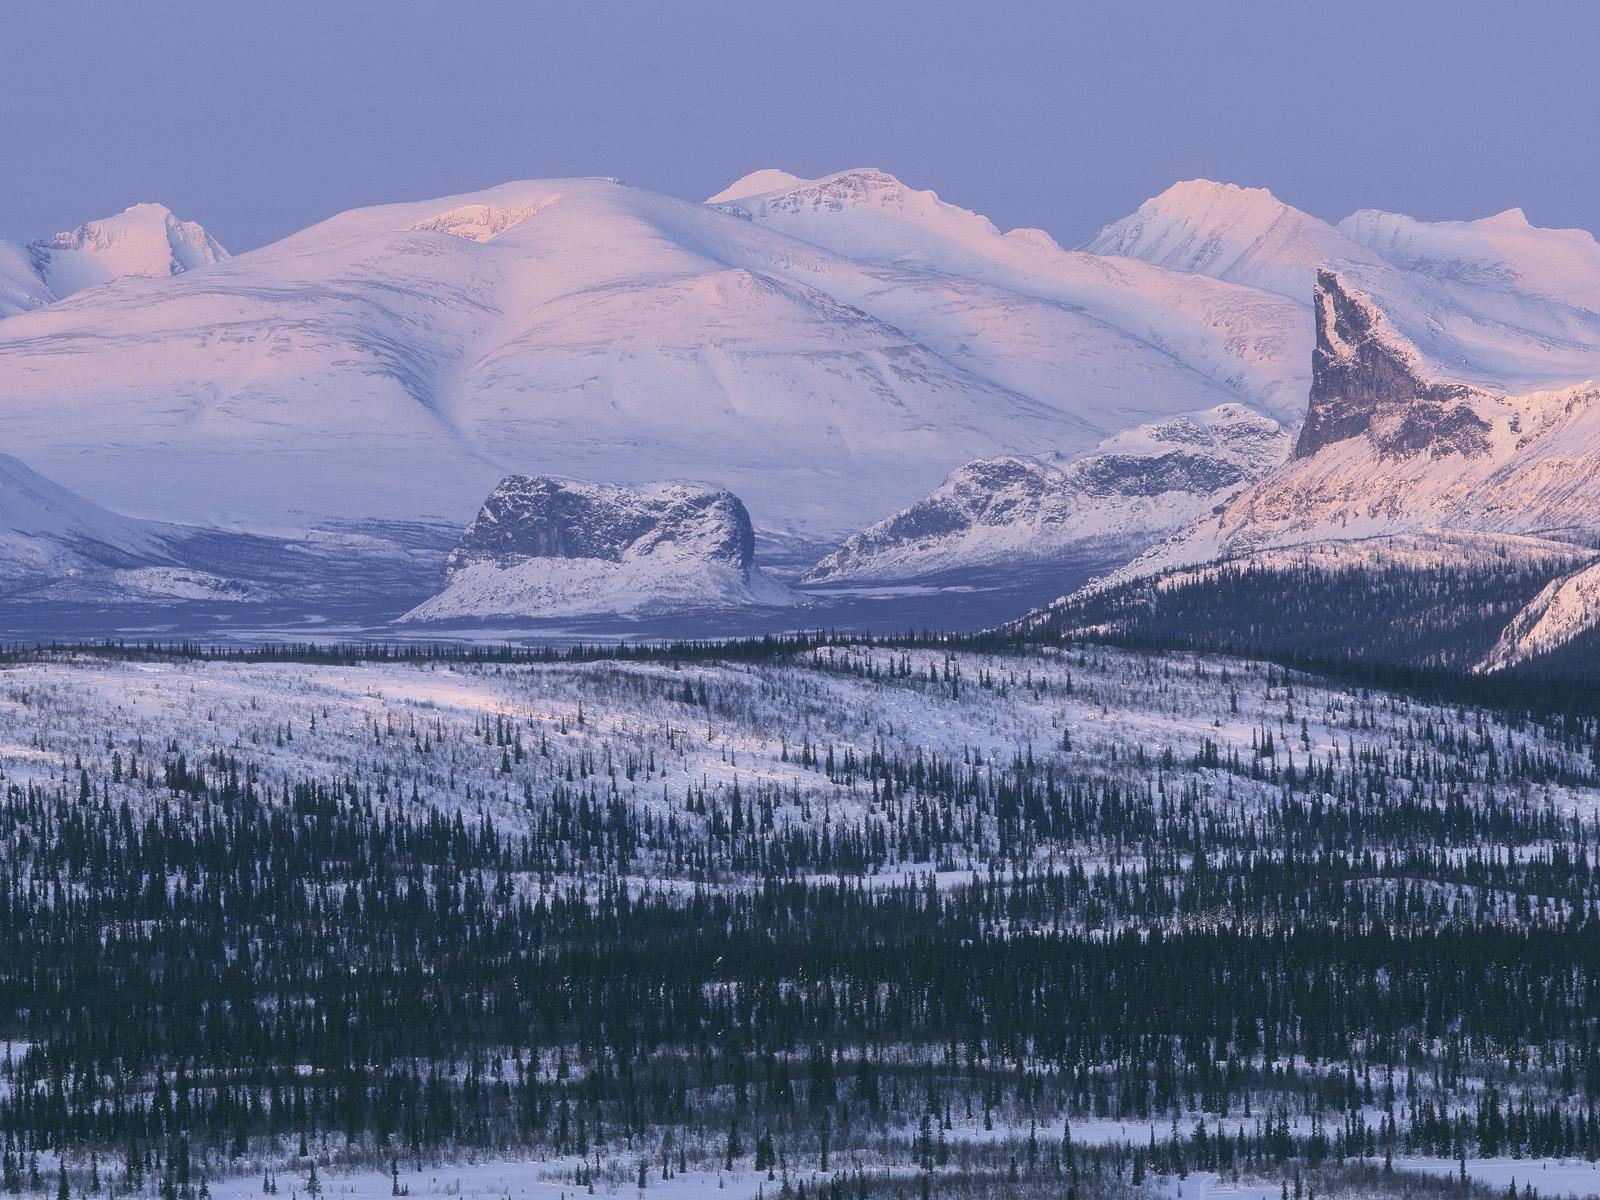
[441,475,754,581]
[1297,269,1491,460]
[403,475,797,623]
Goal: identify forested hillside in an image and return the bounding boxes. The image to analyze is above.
[3,641,1600,1200]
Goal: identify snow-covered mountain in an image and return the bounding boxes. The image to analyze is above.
[1090,265,1600,589]
[1338,206,1600,309]
[0,172,1315,540]
[1083,179,1378,301]
[1089,179,1600,395]
[0,203,227,318]
[400,476,798,622]
[7,169,1600,634]
[712,168,1311,422]
[803,405,1288,584]
[1037,192,1600,668]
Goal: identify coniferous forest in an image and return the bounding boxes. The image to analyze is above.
[3,639,1600,1200]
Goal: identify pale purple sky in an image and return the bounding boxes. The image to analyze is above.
[4,0,1596,251]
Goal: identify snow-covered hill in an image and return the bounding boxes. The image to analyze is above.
[803,405,1288,584]
[0,203,227,318]
[0,173,1314,540]
[0,450,179,581]
[400,475,799,622]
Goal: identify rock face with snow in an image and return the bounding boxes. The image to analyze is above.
[401,477,798,622]
[803,406,1288,584]
[1095,267,1600,590]
[1296,269,1492,459]
[0,204,227,317]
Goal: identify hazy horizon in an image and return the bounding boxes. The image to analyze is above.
[4,0,1597,253]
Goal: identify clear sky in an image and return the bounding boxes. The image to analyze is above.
[3,0,1596,252]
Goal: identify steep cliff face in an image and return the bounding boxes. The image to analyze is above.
[803,406,1288,585]
[1297,271,1491,460]
[403,476,797,622]
[1089,268,1600,593]
[440,476,755,576]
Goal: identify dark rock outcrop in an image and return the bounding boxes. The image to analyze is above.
[402,476,795,622]
[1297,270,1491,460]
[442,475,754,584]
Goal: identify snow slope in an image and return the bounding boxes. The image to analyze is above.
[0,243,55,318]
[0,451,253,602]
[1477,559,1600,673]
[0,450,176,582]
[0,172,1326,543]
[400,475,799,622]
[804,405,1288,584]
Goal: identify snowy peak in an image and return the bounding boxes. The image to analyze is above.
[402,476,799,622]
[705,169,806,204]
[35,202,228,293]
[709,167,1013,265]
[0,202,229,314]
[1085,178,1369,300]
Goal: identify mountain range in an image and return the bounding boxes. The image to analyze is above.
[4,169,1600,647]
